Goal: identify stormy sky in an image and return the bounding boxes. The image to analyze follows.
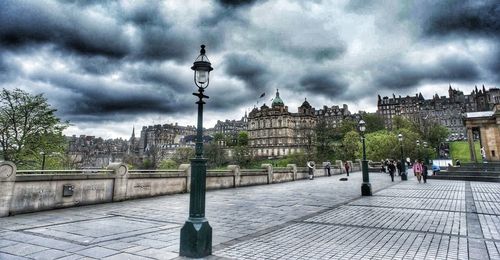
[0,0,498,138]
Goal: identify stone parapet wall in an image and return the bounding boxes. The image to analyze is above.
[0,160,351,217]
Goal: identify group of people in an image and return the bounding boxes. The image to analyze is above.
[412,159,428,183]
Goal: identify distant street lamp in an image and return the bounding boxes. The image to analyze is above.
[423,141,429,165]
[358,120,372,196]
[398,134,407,181]
[416,140,421,160]
[180,45,213,258]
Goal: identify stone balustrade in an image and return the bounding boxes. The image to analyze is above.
[0,160,361,217]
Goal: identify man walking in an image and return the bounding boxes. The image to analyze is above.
[344,161,350,177]
[388,161,396,182]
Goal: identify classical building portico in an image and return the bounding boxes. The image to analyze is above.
[464,104,500,162]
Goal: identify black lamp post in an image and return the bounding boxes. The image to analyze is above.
[423,141,428,165]
[416,140,421,161]
[180,45,213,258]
[398,134,407,181]
[359,120,372,196]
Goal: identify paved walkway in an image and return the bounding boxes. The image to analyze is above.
[1,171,499,259]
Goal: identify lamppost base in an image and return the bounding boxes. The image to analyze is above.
[361,182,372,196]
[401,174,408,181]
[180,218,212,258]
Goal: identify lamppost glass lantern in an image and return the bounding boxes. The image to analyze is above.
[358,119,372,196]
[191,45,213,89]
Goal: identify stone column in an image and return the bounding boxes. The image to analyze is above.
[261,164,272,184]
[335,160,343,173]
[179,164,191,192]
[355,159,362,172]
[287,164,297,180]
[227,165,240,188]
[107,163,129,202]
[0,161,16,217]
[467,127,477,162]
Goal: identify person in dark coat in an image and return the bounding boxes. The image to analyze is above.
[307,161,315,180]
[326,162,331,177]
[422,164,428,183]
[388,161,396,182]
[344,161,350,176]
[396,161,402,176]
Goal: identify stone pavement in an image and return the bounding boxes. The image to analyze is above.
[1,171,499,259]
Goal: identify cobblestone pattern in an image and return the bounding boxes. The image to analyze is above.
[216,223,469,260]
[376,188,466,200]
[479,214,500,240]
[471,182,500,194]
[350,196,466,212]
[485,241,500,260]
[305,205,467,236]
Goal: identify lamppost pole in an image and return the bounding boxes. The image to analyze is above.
[398,134,407,181]
[423,141,428,165]
[416,140,421,160]
[180,45,213,258]
[359,120,372,196]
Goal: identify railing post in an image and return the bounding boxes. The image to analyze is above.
[179,164,191,192]
[287,164,297,180]
[228,165,240,188]
[107,163,128,202]
[261,164,272,184]
[0,161,16,217]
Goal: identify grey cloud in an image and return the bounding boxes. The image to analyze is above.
[416,0,500,37]
[375,56,481,89]
[28,70,194,122]
[216,0,264,8]
[0,1,130,58]
[224,53,270,93]
[299,71,348,97]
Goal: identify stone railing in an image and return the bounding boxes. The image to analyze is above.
[0,160,361,217]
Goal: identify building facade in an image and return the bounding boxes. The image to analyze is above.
[377,85,500,138]
[247,90,352,157]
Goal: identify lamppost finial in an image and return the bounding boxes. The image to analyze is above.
[200,45,206,55]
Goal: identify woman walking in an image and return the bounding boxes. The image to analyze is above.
[413,160,423,183]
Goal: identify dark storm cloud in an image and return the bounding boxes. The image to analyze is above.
[216,0,263,8]
[375,56,480,89]
[299,71,348,97]
[28,69,193,122]
[416,0,500,37]
[224,53,270,92]
[0,0,130,58]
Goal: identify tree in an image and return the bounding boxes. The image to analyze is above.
[172,147,195,165]
[362,113,385,133]
[341,130,360,161]
[0,88,67,167]
[315,120,335,162]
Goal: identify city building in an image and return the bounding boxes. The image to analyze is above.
[377,85,499,138]
[247,89,352,157]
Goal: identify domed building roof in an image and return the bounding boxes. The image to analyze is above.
[300,98,311,108]
[272,89,284,107]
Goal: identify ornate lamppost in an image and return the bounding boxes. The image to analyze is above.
[358,120,372,196]
[398,134,407,181]
[180,45,213,258]
[423,141,429,165]
[416,140,421,161]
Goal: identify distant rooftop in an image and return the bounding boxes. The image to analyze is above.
[465,111,494,118]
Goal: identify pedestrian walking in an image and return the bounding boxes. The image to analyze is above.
[422,163,428,183]
[396,161,402,176]
[307,161,315,180]
[344,161,350,176]
[388,161,396,182]
[326,162,331,177]
[413,160,423,183]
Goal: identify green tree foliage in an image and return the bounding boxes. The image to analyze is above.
[426,124,450,151]
[237,131,249,146]
[341,131,360,161]
[364,130,400,161]
[204,143,227,168]
[158,159,178,169]
[172,147,195,165]
[0,88,67,168]
[362,113,385,133]
[392,116,415,130]
[315,120,336,162]
[338,118,358,137]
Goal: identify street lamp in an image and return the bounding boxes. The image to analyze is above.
[180,45,213,258]
[416,140,421,160]
[358,120,372,196]
[423,141,428,165]
[398,134,407,181]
